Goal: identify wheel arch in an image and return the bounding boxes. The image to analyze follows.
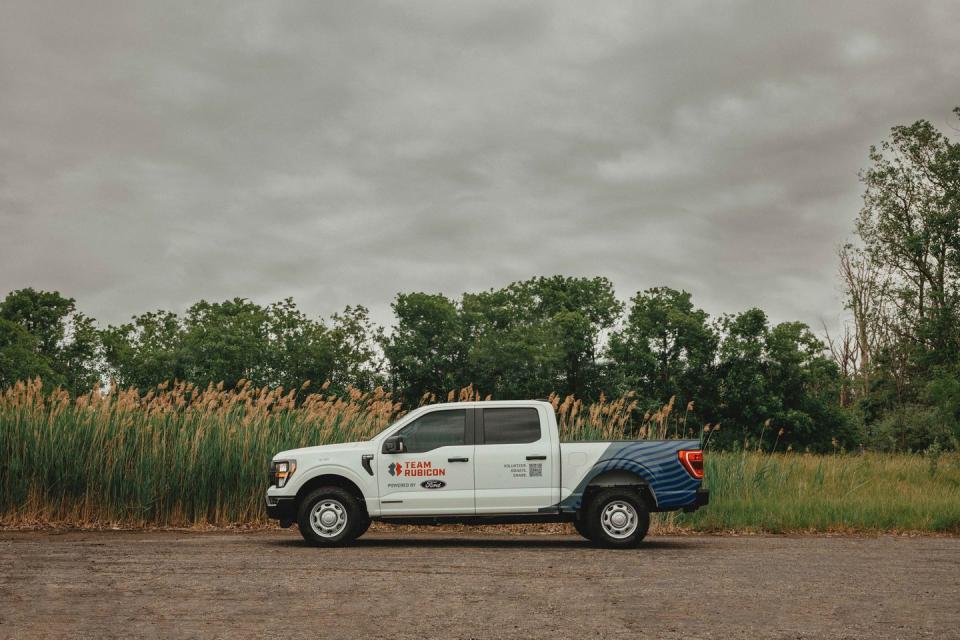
[582,469,657,511]
[295,473,368,516]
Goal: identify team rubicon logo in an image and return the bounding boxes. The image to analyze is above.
[386,461,446,477]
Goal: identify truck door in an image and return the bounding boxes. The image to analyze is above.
[377,408,475,515]
[474,406,556,513]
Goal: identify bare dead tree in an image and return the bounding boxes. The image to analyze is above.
[823,321,859,407]
[838,243,893,399]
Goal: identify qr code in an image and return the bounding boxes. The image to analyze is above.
[529,463,542,477]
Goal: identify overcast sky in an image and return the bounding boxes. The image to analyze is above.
[2,1,958,333]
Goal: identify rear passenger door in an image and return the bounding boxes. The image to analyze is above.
[474,406,555,514]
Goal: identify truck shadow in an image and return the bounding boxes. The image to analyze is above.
[272,536,699,550]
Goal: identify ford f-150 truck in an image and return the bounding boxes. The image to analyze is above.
[266,400,708,548]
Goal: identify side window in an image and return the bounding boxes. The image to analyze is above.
[482,408,541,445]
[398,409,466,453]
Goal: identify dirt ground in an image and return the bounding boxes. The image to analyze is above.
[0,529,957,640]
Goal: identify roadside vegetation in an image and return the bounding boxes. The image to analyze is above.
[2,380,957,533]
[668,451,960,534]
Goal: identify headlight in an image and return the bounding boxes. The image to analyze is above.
[271,460,297,488]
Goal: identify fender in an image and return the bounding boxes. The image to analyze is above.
[555,454,659,512]
[285,463,374,503]
[599,442,702,509]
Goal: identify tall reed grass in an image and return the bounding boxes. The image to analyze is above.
[0,379,399,526]
[2,379,957,532]
[0,380,648,526]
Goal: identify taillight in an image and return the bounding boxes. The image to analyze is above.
[678,450,704,479]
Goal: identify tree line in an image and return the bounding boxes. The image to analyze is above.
[0,280,848,451]
[830,108,960,452]
[2,108,958,452]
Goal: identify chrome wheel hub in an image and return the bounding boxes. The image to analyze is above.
[310,499,348,538]
[601,500,638,539]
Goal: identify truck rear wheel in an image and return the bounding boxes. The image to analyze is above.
[585,488,650,548]
[297,486,364,546]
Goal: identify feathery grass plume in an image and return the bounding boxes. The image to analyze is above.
[0,379,402,527]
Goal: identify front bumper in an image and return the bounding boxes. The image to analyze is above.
[265,495,297,526]
[682,489,710,512]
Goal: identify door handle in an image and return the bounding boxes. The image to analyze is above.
[526,455,547,460]
[448,457,469,462]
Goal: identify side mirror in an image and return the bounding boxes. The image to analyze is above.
[382,435,405,454]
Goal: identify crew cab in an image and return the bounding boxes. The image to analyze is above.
[266,400,708,548]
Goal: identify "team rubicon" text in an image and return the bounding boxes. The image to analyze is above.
[389,460,446,477]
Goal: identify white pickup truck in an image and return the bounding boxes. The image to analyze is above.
[266,400,708,548]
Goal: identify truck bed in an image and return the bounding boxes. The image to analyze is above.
[557,438,703,512]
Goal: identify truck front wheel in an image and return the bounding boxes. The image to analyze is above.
[585,488,650,548]
[297,486,365,546]
[572,516,591,540]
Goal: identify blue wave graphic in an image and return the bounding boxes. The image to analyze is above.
[555,440,702,511]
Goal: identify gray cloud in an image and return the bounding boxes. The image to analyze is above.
[2,0,959,334]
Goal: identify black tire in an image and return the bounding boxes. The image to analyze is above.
[297,486,364,547]
[355,516,371,538]
[584,488,650,548]
[572,516,591,540]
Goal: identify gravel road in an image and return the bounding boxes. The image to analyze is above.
[1,529,957,639]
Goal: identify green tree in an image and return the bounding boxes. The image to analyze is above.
[715,308,773,443]
[263,298,335,391]
[382,293,465,404]
[857,110,960,371]
[607,287,718,412]
[0,318,52,387]
[765,322,852,449]
[180,298,272,389]
[461,287,564,399]
[715,309,851,451]
[328,305,385,392]
[103,298,382,394]
[514,276,622,397]
[840,107,960,449]
[101,310,185,389]
[0,288,100,393]
[458,276,622,399]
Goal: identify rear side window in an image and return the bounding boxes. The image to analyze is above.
[398,409,466,453]
[482,408,541,444]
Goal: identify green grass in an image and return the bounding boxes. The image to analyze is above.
[665,451,960,533]
[2,380,958,533]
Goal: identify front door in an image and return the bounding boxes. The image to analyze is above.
[377,408,475,515]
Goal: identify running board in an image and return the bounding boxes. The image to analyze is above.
[373,513,573,526]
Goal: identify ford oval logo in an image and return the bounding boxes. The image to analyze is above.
[420,480,446,490]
